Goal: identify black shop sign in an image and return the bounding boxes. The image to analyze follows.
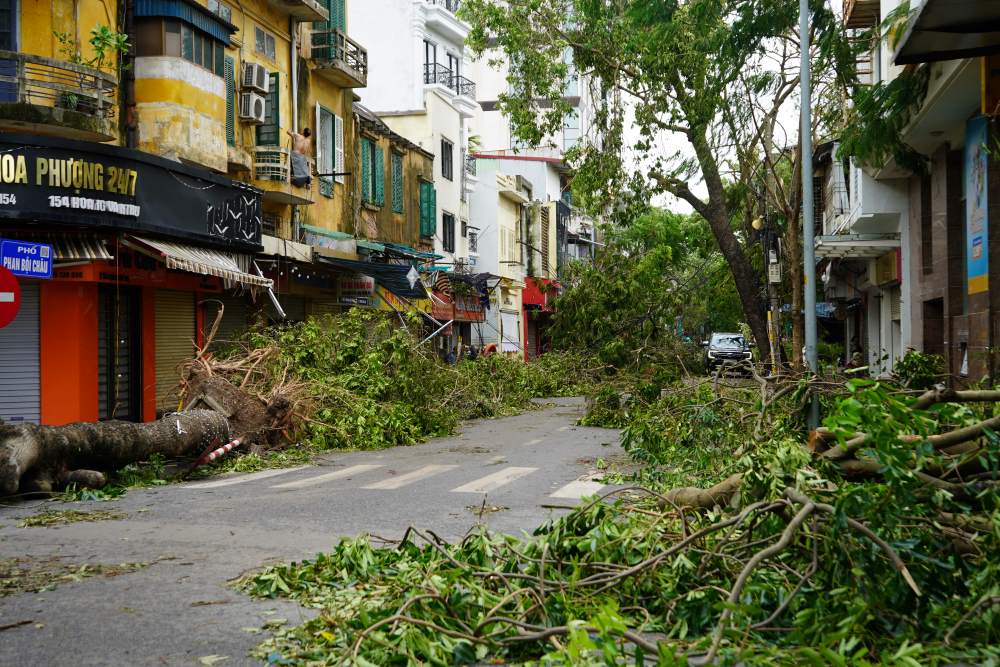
[0,134,263,251]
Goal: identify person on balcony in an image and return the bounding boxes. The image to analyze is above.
[287,128,312,188]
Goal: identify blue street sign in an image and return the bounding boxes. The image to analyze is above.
[0,239,53,279]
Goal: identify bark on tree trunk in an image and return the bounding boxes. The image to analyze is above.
[0,410,230,496]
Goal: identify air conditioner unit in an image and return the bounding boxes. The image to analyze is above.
[239,92,267,124]
[242,62,269,94]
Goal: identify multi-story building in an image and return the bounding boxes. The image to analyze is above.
[0,0,441,425]
[818,0,997,381]
[347,0,478,268]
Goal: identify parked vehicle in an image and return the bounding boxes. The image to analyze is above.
[702,333,752,372]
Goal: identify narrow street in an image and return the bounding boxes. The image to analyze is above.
[0,398,622,666]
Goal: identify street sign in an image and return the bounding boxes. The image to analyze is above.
[0,266,21,329]
[1,239,53,279]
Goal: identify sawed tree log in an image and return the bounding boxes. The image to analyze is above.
[0,410,230,496]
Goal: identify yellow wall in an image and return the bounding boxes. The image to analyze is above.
[20,0,118,63]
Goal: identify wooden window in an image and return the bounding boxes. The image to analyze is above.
[374,143,385,207]
[256,72,280,146]
[255,26,276,60]
[316,104,335,197]
[441,138,453,181]
[361,137,372,202]
[139,19,223,76]
[443,212,456,252]
[135,19,163,57]
[164,20,181,56]
[224,56,235,147]
[334,114,344,184]
[361,137,382,205]
[391,151,404,214]
[419,181,436,238]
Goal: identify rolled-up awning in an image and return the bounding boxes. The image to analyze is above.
[54,237,113,261]
[129,235,272,288]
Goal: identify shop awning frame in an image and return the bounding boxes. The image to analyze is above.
[127,235,273,288]
[894,0,1000,65]
[814,233,900,259]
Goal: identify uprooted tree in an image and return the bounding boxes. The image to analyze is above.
[234,361,1000,664]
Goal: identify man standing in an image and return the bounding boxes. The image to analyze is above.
[287,128,311,188]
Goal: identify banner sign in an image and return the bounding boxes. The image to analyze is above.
[0,239,52,279]
[0,134,263,252]
[965,116,989,295]
[338,274,376,307]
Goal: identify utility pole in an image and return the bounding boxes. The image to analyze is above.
[800,0,819,427]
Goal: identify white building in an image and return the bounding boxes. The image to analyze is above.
[348,0,479,266]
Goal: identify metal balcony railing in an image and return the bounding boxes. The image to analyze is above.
[428,0,460,12]
[424,63,453,88]
[0,50,117,117]
[452,74,475,99]
[464,153,477,176]
[254,147,291,182]
[311,28,368,86]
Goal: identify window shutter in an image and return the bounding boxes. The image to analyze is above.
[430,187,437,236]
[334,115,345,184]
[374,145,385,206]
[419,181,435,237]
[224,56,235,147]
[334,0,346,32]
[361,138,372,202]
[391,152,404,214]
[256,72,279,146]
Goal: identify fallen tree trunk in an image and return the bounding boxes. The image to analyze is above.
[0,410,230,496]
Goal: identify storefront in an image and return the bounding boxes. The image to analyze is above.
[0,134,269,425]
[521,277,560,360]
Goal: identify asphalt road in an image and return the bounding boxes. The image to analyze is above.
[0,397,623,666]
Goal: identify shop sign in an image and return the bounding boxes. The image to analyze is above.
[0,134,263,252]
[965,116,989,295]
[0,239,52,279]
[338,274,375,307]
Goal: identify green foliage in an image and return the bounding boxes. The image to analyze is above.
[60,454,168,502]
[235,378,1000,665]
[225,310,600,451]
[551,208,739,369]
[17,509,125,528]
[53,24,129,71]
[893,350,945,390]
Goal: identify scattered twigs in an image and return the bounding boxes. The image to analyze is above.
[944,595,1000,645]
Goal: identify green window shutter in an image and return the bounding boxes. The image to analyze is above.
[334,0,346,31]
[256,72,280,146]
[374,145,385,207]
[224,56,235,147]
[361,138,372,202]
[391,152,404,214]
[419,181,432,237]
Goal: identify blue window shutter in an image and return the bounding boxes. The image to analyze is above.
[374,145,385,207]
[361,138,372,202]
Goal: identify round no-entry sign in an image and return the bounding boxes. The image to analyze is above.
[0,266,21,329]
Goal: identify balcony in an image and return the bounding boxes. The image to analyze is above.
[423,0,469,43]
[311,29,368,88]
[452,74,476,99]
[253,147,315,205]
[464,153,477,176]
[266,0,328,22]
[0,50,118,142]
[844,0,879,28]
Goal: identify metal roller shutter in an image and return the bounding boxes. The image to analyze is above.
[0,281,40,424]
[310,298,340,320]
[526,317,539,359]
[268,295,306,323]
[202,294,250,350]
[155,289,196,414]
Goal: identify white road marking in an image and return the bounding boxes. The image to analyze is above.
[557,425,571,432]
[523,438,542,447]
[451,467,537,494]
[183,466,310,489]
[550,480,605,499]
[271,464,383,490]
[362,464,459,490]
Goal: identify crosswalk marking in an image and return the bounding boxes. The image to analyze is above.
[271,464,383,490]
[361,464,459,490]
[523,438,542,447]
[451,467,537,494]
[550,480,605,499]
[183,466,310,489]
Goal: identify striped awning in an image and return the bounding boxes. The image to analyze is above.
[53,237,113,261]
[129,236,272,288]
